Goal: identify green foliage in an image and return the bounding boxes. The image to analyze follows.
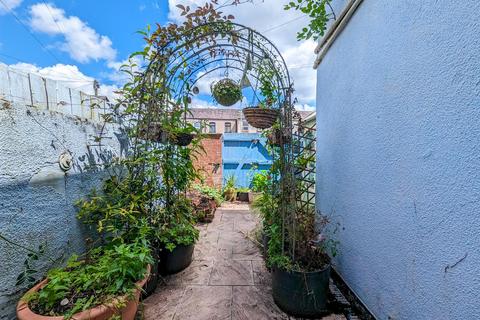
[251,171,270,192]
[157,195,200,251]
[76,174,156,244]
[222,175,237,200]
[212,78,243,106]
[284,0,335,41]
[236,187,250,193]
[25,241,152,318]
[257,63,279,108]
[193,184,223,206]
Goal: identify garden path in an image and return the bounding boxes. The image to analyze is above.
[143,203,346,320]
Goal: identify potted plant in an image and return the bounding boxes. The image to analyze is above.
[168,125,196,147]
[267,203,338,318]
[157,195,200,275]
[211,78,242,107]
[236,187,250,202]
[222,175,237,202]
[191,184,223,222]
[243,64,279,129]
[249,171,269,203]
[17,242,152,320]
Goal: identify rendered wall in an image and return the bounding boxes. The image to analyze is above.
[315,1,480,319]
[0,64,124,319]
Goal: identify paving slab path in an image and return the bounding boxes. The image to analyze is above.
[143,203,346,320]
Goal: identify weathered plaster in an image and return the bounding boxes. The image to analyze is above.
[0,66,124,319]
[315,1,480,319]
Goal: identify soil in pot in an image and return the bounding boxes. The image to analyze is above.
[242,107,278,129]
[17,265,151,320]
[272,265,331,318]
[159,243,194,275]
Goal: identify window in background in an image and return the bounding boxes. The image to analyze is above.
[242,120,249,132]
[209,122,216,133]
[194,121,201,130]
[225,122,232,133]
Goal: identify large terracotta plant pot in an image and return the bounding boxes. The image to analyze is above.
[17,265,151,320]
[242,107,278,129]
[272,265,331,318]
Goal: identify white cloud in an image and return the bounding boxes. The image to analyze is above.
[167,0,317,108]
[0,0,22,15]
[29,3,116,63]
[9,62,119,99]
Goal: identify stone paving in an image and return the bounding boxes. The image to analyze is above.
[143,203,346,320]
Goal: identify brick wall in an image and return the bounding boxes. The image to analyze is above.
[193,134,222,189]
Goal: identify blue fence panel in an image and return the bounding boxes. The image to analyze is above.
[222,133,272,188]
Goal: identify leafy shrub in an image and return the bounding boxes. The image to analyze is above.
[25,241,152,318]
[157,195,199,251]
[193,184,223,206]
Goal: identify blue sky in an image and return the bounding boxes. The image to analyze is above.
[0,0,317,108]
[0,1,169,85]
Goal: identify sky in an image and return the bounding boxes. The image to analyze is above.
[0,0,317,109]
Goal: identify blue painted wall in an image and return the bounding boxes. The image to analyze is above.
[315,1,480,319]
[222,133,272,188]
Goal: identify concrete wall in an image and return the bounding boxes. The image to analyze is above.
[315,1,480,319]
[0,64,124,319]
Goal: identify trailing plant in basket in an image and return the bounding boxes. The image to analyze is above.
[212,78,242,106]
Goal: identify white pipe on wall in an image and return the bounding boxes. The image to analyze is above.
[313,0,364,69]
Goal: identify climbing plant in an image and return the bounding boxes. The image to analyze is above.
[284,0,336,41]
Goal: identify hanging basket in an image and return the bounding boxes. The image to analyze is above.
[170,133,194,146]
[211,78,242,107]
[243,107,278,129]
[138,122,168,143]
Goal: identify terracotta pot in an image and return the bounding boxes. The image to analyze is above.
[17,265,151,320]
[243,107,278,129]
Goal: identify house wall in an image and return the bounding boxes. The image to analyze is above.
[192,134,223,189]
[315,1,480,319]
[0,64,123,319]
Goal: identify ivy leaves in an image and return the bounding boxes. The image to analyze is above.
[284,0,335,41]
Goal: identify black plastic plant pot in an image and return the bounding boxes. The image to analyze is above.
[142,249,160,298]
[261,232,270,260]
[159,243,194,275]
[236,192,249,202]
[272,265,331,318]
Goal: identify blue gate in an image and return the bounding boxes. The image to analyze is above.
[222,133,272,188]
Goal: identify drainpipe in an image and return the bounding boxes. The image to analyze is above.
[313,0,364,69]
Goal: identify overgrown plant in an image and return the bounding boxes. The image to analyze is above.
[212,78,243,106]
[24,241,152,319]
[284,0,336,41]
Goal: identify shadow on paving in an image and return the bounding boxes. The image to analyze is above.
[142,203,350,320]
